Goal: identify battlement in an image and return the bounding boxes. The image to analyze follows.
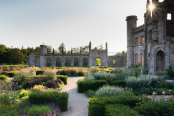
[126,15,138,21]
[133,24,145,33]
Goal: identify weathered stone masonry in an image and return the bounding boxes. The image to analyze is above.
[126,0,174,74]
[27,42,127,67]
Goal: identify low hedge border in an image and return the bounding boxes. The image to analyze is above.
[77,80,126,93]
[56,75,68,85]
[29,91,69,111]
[105,104,142,116]
[77,80,107,93]
[36,70,44,75]
[88,95,149,116]
[7,71,16,77]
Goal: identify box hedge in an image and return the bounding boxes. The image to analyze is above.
[105,104,142,116]
[7,71,16,77]
[36,70,44,75]
[29,91,69,111]
[0,75,8,82]
[88,95,149,116]
[56,75,68,85]
[109,80,126,87]
[77,80,107,93]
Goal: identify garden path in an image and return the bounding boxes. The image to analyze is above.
[59,77,89,116]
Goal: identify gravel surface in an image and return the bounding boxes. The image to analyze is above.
[59,77,89,116]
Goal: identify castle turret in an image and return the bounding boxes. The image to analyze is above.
[126,16,138,67]
[40,45,47,55]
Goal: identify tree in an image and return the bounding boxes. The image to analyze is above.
[33,46,40,54]
[0,44,6,55]
[58,43,66,54]
[96,58,101,66]
[7,48,25,64]
[114,51,127,56]
[47,45,52,54]
[97,44,104,50]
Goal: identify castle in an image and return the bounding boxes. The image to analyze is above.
[126,0,174,74]
[27,42,126,68]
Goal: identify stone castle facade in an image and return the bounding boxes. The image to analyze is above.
[27,42,126,68]
[126,0,174,74]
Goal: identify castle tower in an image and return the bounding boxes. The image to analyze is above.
[40,45,47,55]
[126,16,138,67]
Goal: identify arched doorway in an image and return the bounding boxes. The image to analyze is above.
[47,57,51,67]
[156,50,165,73]
[56,58,61,67]
[96,58,101,66]
[65,58,70,67]
[83,58,88,67]
[74,58,79,66]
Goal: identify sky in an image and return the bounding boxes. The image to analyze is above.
[0,0,164,54]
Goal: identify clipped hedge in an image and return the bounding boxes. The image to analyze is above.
[36,70,44,75]
[56,75,68,85]
[88,95,149,116]
[0,75,8,82]
[109,80,126,87]
[105,104,141,116]
[7,71,16,77]
[77,80,107,93]
[29,91,69,111]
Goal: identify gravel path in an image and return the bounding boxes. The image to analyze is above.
[59,77,89,116]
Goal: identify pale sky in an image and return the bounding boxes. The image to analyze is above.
[0,0,164,54]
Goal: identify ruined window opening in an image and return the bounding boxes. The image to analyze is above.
[135,38,138,45]
[47,58,51,67]
[149,30,152,40]
[113,60,115,64]
[136,54,138,64]
[74,58,79,66]
[65,58,70,67]
[141,54,143,67]
[167,13,171,20]
[141,36,144,44]
[96,58,101,66]
[56,58,61,67]
[83,58,88,67]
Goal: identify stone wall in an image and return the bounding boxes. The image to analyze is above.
[108,55,126,67]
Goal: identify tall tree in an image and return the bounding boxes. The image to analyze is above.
[58,43,66,54]
[47,45,52,54]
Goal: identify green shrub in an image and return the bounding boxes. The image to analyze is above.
[165,81,174,89]
[19,89,31,98]
[77,80,106,93]
[93,72,107,80]
[125,75,161,90]
[78,70,84,76]
[44,69,57,80]
[105,104,142,116]
[56,75,68,85]
[7,71,16,77]
[0,75,8,82]
[84,74,95,80]
[108,80,126,87]
[2,66,9,71]
[0,106,19,116]
[85,90,95,98]
[36,70,44,75]
[24,105,53,116]
[135,97,174,116]
[29,91,68,111]
[133,88,174,96]
[165,66,174,79]
[95,85,133,98]
[88,95,149,116]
